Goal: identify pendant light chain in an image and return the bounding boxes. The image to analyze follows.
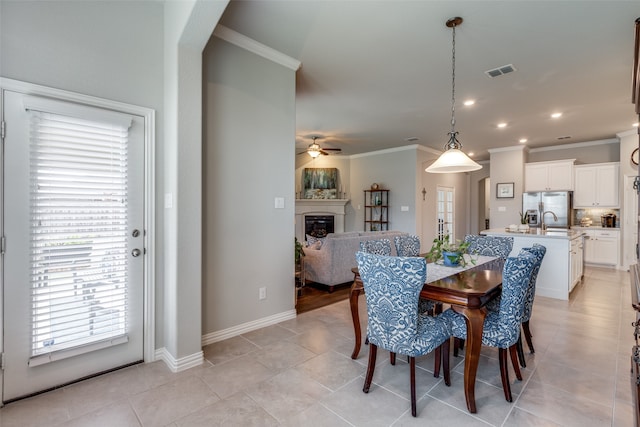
[450,21,456,135]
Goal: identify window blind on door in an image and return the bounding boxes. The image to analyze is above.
[26,104,133,363]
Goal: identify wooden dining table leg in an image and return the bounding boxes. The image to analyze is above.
[350,275,364,359]
[451,305,487,414]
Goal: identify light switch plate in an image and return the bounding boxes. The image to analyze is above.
[401,206,409,211]
[164,193,173,209]
[274,197,285,209]
[498,206,506,212]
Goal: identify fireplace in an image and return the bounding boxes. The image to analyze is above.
[295,199,349,242]
[305,215,335,239]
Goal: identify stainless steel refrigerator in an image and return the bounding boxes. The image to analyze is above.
[522,191,572,229]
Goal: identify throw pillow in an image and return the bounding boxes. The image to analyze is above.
[306,234,326,249]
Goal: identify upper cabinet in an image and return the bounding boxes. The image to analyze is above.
[524,160,575,192]
[573,162,619,208]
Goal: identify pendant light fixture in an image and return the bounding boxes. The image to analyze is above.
[426,17,482,174]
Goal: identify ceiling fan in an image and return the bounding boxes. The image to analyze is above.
[298,136,342,158]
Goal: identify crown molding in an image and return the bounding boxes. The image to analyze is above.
[617,128,639,138]
[213,25,301,71]
[487,145,526,154]
[528,138,618,153]
[348,144,432,159]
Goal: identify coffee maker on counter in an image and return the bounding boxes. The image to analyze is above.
[601,213,617,228]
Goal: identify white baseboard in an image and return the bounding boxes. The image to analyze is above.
[201,309,297,346]
[154,347,204,373]
[152,309,297,371]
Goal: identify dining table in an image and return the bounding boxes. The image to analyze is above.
[349,255,504,414]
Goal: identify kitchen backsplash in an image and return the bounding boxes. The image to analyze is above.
[573,208,620,227]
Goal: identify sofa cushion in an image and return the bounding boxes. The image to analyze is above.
[306,234,326,249]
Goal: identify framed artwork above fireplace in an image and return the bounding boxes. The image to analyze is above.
[303,168,338,199]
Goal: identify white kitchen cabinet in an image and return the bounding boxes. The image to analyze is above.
[570,235,583,291]
[573,163,619,208]
[583,229,619,266]
[524,160,575,192]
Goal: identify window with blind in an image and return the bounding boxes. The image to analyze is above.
[26,102,132,363]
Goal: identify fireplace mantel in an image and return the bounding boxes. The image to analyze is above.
[295,199,350,241]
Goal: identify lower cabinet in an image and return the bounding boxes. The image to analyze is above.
[584,229,619,266]
[570,236,584,291]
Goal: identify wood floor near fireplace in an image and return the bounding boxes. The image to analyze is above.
[295,282,351,314]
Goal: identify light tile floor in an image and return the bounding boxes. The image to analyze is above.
[0,266,635,426]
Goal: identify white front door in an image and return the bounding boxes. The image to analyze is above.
[436,186,455,240]
[2,90,146,401]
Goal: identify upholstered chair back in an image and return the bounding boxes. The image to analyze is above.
[463,235,514,259]
[359,238,392,256]
[356,252,449,357]
[490,253,537,347]
[394,235,421,257]
[519,244,546,322]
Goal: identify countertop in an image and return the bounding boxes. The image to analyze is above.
[481,228,585,240]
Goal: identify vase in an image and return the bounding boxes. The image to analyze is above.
[442,251,461,267]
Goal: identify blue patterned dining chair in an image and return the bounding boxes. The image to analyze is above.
[453,235,515,357]
[516,244,546,367]
[441,252,537,402]
[394,234,437,317]
[394,235,421,256]
[359,238,392,255]
[463,235,514,259]
[356,251,451,417]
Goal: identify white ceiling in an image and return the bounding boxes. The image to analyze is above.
[219,1,640,160]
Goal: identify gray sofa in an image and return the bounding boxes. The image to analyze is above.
[303,230,409,291]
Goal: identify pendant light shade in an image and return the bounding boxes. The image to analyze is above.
[426,17,482,174]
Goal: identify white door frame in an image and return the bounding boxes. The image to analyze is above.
[0,78,156,393]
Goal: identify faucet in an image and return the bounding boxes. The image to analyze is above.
[541,211,558,231]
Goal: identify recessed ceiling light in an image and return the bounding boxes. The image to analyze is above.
[497,122,507,128]
[467,152,475,157]
[463,100,475,106]
[551,112,563,119]
[519,138,528,143]
[633,122,639,127]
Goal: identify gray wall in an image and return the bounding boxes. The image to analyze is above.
[349,147,419,233]
[489,146,526,228]
[527,139,620,164]
[202,37,296,332]
[0,0,168,344]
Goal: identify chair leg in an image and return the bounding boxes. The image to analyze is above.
[410,356,417,417]
[522,320,535,354]
[442,339,451,387]
[363,344,378,393]
[509,344,523,381]
[434,345,441,378]
[498,348,513,402]
[390,352,396,365]
[516,335,526,368]
[453,337,460,357]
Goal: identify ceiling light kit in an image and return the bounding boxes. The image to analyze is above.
[426,17,482,174]
[298,136,342,158]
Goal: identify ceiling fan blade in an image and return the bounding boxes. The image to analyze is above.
[322,148,342,152]
[319,150,329,155]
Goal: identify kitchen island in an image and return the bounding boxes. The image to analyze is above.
[480,228,585,300]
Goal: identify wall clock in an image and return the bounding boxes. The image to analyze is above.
[632,148,639,166]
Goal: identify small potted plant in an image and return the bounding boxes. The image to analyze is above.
[518,212,530,232]
[425,234,473,267]
[295,237,305,265]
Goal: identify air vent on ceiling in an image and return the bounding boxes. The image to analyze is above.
[484,64,517,78]
[556,136,572,140]
[404,137,419,142]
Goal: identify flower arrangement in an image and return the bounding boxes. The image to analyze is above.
[425,234,474,267]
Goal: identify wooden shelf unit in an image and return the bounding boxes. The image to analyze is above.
[364,189,389,231]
